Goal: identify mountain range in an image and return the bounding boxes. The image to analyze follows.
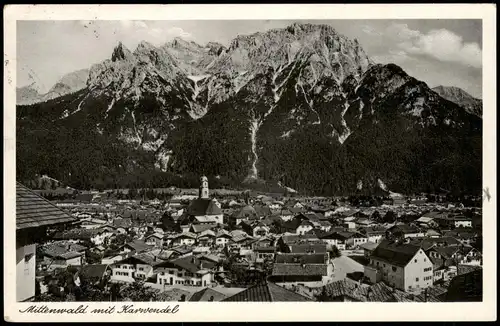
[16,23,482,195]
[16,68,89,105]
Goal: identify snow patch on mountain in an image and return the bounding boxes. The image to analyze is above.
[378,178,403,198]
[155,149,173,172]
[277,181,297,193]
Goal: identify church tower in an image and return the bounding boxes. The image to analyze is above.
[199,175,209,199]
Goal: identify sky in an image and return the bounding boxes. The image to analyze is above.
[17,19,482,98]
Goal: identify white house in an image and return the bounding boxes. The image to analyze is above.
[215,230,232,247]
[171,232,197,246]
[453,217,473,228]
[145,232,164,248]
[296,220,315,235]
[155,256,215,288]
[318,232,346,250]
[110,254,160,283]
[364,239,434,293]
[16,183,77,301]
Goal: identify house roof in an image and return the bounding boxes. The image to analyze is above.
[171,245,193,255]
[41,242,87,258]
[117,252,163,266]
[112,218,132,228]
[77,264,110,280]
[186,198,222,216]
[198,230,216,238]
[445,268,482,302]
[173,232,197,239]
[122,240,153,253]
[194,215,219,223]
[359,241,379,251]
[289,244,327,254]
[188,288,227,302]
[322,279,368,301]
[216,229,231,238]
[389,224,421,234]
[146,232,164,240]
[275,253,327,264]
[16,183,77,230]
[370,239,421,267]
[413,236,462,251]
[222,281,311,302]
[434,246,460,259]
[190,224,215,234]
[160,256,215,274]
[272,263,328,277]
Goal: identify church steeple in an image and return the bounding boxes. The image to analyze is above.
[199,175,209,199]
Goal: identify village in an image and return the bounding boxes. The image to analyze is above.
[16,176,483,302]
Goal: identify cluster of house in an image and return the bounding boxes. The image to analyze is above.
[16,177,483,302]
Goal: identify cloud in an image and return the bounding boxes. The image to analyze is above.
[361,25,382,36]
[386,23,482,68]
[166,27,192,39]
[371,49,413,66]
[119,20,148,30]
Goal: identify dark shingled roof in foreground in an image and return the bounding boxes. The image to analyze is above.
[222,281,311,302]
[189,287,227,302]
[16,182,77,230]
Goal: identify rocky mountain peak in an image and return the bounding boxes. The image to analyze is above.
[432,85,482,117]
[111,42,133,62]
[17,23,482,196]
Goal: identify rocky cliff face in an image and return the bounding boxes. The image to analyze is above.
[432,85,482,118]
[16,23,482,194]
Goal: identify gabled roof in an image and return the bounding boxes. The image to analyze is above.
[41,241,87,258]
[216,229,232,238]
[117,252,164,266]
[16,183,77,230]
[171,245,193,255]
[272,263,328,276]
[173,232,197,239]
[146,232,164,240]
[322,279,368,301]
[190,224,216,234]
[77,264,110,280]
[158,255,215,274]
[222,281,311,302]
[359,241,379,251]
[198,229,216,238]
[186,198,222,216]
[370,239,422,267]
[189,287,227,302]
[389,223,421,234]
[122,240,153,253]
[289,243,327,254]
[275,253,327,264]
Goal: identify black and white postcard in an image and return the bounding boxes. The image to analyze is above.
[3,4,496,322]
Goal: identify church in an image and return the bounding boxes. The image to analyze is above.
[179,176,223,230]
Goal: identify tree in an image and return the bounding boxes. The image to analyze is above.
[383,211,397,223]
[328,245,341,259]
[85,249,102,265]
[270,219,283,234]
[371,210,382,222]
[119,281,159,302]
